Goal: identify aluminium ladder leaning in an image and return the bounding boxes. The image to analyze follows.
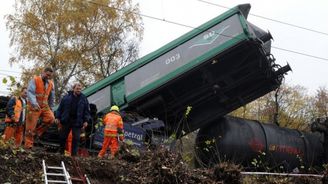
[42,159,72,184]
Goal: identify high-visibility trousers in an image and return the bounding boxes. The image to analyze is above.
[65,130,89,157]
[98,136,119,158]
[24,107,54,148]
[65,131,73,156]
[2,125,24,147]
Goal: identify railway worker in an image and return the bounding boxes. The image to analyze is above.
[55,83,90,156]
[63,103,97,156]
[24,67,56,149]
[98,105,124,159]
[2,87,27,148]
[63,128,86,156]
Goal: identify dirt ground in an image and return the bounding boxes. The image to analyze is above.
[0,142,225,184]
[0,141,326,184]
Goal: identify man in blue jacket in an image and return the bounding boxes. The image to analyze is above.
[55,83,90,156]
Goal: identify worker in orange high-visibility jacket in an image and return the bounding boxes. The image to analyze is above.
[24,67,55,149]
[98,105,124,158]
[2,87,27,148]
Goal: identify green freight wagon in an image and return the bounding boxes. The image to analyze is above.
[83,4,290,137]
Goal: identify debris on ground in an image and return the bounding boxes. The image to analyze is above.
[0,141,325,184]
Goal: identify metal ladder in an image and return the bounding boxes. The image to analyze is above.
[42,159,72,184]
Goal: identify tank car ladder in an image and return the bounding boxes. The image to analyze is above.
[42,159,72,184]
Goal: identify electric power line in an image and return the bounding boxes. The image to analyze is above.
[0,69,21,74]
[272,46,328,62]
[0,69,22,76]
[88,1,328,63]
[0,90,10,95]
[198,0,328,37]
[0,73,20,77]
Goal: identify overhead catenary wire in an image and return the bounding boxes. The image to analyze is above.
[0,90,10,95]
[0,70,22,77]
[0,69,21,74]
[88,0,328,63]
[198,0,328,37]
[0,72,20,77]
[272,46,328,62]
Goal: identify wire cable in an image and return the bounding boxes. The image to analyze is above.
[198,0,328,37]
[272,46,328,62]
[0,72,20,77]
[0,69,21,74]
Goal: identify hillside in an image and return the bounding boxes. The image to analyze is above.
[0,141,325,184]
[0,143,222,184]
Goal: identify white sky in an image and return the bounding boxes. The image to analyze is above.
[1,0,328,95]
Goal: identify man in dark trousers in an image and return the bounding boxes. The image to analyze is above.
[55,83,90,156]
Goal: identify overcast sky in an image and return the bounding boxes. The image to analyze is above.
[1,0,328,95]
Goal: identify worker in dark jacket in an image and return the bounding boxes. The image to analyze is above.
[55,83,90,156]
[2,87,27,147]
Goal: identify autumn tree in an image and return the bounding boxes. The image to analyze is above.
[230,83,312,130]
[311,87,328,118]
[6,0,143,102]
[273,85,312,130]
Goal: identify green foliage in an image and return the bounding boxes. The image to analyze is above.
[164,133,176,145]
[205,138,215,145]
[184,106,192,117]
[1,75,21,95]
[251,151,270,171]
[296,154,305,171]
[199,138,216,153]
[2,78,7,84]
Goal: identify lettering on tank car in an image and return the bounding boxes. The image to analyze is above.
[269,144,303,156]
[248,138,265,152]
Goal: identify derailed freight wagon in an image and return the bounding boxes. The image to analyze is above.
[83,3,289,140]
[41,4,295,167]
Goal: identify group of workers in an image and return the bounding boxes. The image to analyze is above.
[1,67,124,158]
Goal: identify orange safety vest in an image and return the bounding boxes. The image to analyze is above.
[31,76,53,107]
[103,112,123,137]
[5,97,23,123]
